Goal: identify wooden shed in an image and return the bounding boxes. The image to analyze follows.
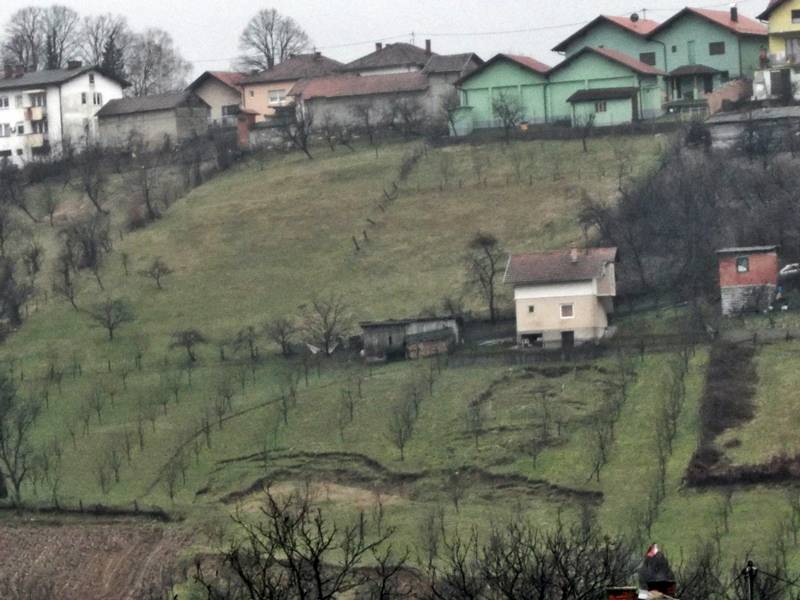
[360,316,461,363]
[717,245,779,316]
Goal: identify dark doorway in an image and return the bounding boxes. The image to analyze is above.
[561,331,575,349]
[521,333,543,348]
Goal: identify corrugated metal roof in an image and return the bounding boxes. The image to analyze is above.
[504,247,618,285]
[96,91,208,117]
[717,246,779,254]
[567,86,639,102]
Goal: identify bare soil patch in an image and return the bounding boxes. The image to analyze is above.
[0,518,189,600]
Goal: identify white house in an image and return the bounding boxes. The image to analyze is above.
[504,247,618,349]
[0,61,127,165]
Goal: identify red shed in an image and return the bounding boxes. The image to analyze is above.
[717,245,779,316]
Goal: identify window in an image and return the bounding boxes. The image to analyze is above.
[672,45,677,53]
[32,120,47,134]
[736,257,750,273]
[30,93,45,107]
[221,104,240,116]
[639,52,657,66]
[16,149,22,156]
[89,73,95,84]
[709,42,726,56]
[14,96,22,108]
[81,92,87,105]
[528,305,535,314]
[269,89,286,103]
[249,90,254,97]
[595,101,607,113]
[0,150,10,157]
[15,123,23,135]
[93,92,103,106]
[792,9,800,23]
[0,97,8,109]
[561,304,575,319]
[0,124,10,137]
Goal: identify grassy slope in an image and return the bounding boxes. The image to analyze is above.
[6,135,797,569]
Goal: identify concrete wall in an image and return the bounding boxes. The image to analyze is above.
[304,89,437,130]
[98,106,209,149]
[721,284,776,316]
[61,71,123,148]
[571,97,635,126]
[194,78,242,125]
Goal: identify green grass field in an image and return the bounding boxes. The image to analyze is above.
[4,135,800,582]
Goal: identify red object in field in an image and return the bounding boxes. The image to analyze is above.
[717,246,779,288]
[607,587,638,600]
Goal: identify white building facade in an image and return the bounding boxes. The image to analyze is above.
[0,64,126,166]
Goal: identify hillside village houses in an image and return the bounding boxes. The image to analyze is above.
[753,0,800,100]
[186,71,247,126]
[504,247,619,350]
[0,61,127,166]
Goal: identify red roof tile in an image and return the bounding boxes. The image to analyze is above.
[650,8,767,37]
[290,72,429,100]
[553,15,660,52]
[504,248,618,285]
[187,71,246,93]
[504,54,551,75]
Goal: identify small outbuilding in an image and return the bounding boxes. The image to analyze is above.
[360,316,461,363]
[718,245,780,316]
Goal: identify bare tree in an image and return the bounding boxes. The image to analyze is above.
[264,317,296,357]
[578,113,596,154]
[127,155,165,222]
[170,329,208,363]
[441,89,461,134]
[492,92,524,143]
[51,249,78,311]
[3,7,44,70]
[69,145,109,214]
[465,399,484,450]
[0,258,34,327]
[86,298,135,341]
[0,372,39,506]
[281,105,314,159]
[387,399,414,461]
[127,28,191,96]
[351,103,384,156]
[464,231,505,323]
[301,293,352,356]
[138,257,172,290]
[80,13,130,71]
[41,5,81,69]
[195,488,395,599]
[388,97,426,138]
[237,8,310,70]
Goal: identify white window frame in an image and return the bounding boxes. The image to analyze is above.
[736,256,750,273]
[269,89,287,103]
[0,97,8,109]
[595,101,607,113]
[560,304,575,319]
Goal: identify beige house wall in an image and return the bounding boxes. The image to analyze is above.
[194,78,241,125]
[242,80,297,121]
[98,106,209,149]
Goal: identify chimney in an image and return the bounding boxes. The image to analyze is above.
[67,59,82,70]
[314,50,322,59]
[375,42,383,52]
[14,64,24,78]
[425,39,432,55]
[570,248,579,263]
[730,1,738,22]
[3,64,11,79]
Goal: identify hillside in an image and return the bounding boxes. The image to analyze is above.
[5,135,800,596]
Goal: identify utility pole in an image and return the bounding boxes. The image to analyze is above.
[742,560,758,600]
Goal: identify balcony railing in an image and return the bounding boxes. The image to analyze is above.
[27,133,46,148]
[24,106,46,121]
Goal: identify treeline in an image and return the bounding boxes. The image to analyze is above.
[2,6,191,95]
[580,127,800,316]
[191,488,800,600]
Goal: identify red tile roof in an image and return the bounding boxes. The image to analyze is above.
[504,54,551,75]
[187,71,246,93]
[290,72,429,100]
[552,15,660,52]
[649,7,767,37]
[504,248,618,285]
[550,47,665,77]
[758,0,788,20]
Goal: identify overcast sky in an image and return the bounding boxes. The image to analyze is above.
[0,0,768,78]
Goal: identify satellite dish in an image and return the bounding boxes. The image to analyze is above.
[630,12,640,22]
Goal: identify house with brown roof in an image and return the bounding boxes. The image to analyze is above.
[341,41,436,76]
[240,53,343,121]
[504,247,618,349]
[186,71,245,126]
[96,91,210,149]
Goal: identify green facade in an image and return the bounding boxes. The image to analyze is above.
[571,97,636,127]
[558,20,667,69]
[455,52,665,133]
[456,61,547,133]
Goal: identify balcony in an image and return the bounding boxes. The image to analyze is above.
[25,106,46,121]
[27,133,46,148]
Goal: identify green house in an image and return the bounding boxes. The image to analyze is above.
[452,54,550,136]
[648,7,767,105]
[547,47,666,126]
[552,14,664,68]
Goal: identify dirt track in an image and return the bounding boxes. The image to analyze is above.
[0,518,188,600]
